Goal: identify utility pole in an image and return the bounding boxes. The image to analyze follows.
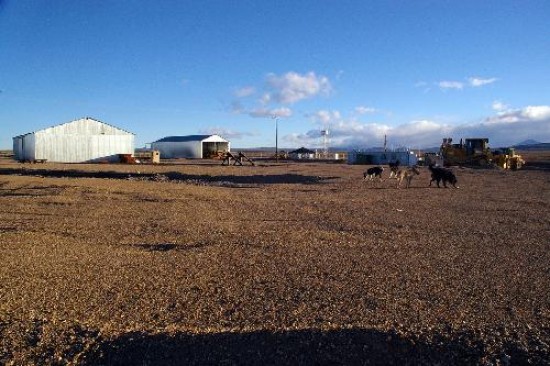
[272,115,279,163]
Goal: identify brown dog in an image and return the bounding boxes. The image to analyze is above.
[395,166,420,188]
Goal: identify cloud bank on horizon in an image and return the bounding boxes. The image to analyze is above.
[229,71,550,149]
[288,105,550,149]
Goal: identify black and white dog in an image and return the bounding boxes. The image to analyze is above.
[428,164,459,188]
[364,166,385,181]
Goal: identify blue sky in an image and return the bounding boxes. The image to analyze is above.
[1,0,549,150]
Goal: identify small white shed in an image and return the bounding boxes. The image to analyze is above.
[12,117,134,163]
[348,150,419,166]
[151,134,230,159]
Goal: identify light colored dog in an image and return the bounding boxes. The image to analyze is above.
[395,166,420,188]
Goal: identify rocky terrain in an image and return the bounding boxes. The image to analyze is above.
[0,155,549,365]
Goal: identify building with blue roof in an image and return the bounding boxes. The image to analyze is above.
[151,134,230,159]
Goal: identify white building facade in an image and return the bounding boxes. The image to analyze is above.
[348,150,419,166]
[151,135,230,159]
[13,117,134,163]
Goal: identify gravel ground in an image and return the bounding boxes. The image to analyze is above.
[0,157,549,365]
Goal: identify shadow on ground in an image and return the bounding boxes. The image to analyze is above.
[0,168,337,186]
[523,161,550,171]
[130,242,211,252]
[82,328,485,365]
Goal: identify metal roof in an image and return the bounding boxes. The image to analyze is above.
[153,135,223,143]
[13,117,134,138]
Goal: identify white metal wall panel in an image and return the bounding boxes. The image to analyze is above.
[153,137,234,158]
[12,137,23,160]
[18,134,36,161]
[11,118,133,162]
[151,141,201,158]
[34,134,134,163]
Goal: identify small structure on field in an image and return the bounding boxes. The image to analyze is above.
[151,134,230,159]
[348,149,418,166]
[289,147,316,160]
[134,149,161,164]
[12,117,134,163]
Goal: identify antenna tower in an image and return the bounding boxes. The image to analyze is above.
[320,128,330,158]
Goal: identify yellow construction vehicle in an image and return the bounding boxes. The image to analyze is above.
[440,137,524,169]
[440,137,493,167]
[492,147,524,170]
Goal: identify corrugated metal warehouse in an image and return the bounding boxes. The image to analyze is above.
[151,134,230,159]
[13,117,134,163]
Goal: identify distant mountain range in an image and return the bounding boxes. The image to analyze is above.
[513,141,550,151]
[515,139,541,146]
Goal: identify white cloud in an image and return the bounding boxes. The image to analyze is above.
[266,71,332,104]
[438,81,464,90]
[451,106,550,145]
[308,110,342,125]
[484,105,550,124]
[249,107,292,118]
[285,107,453,148]
[283,105,550,148]
[259,93,271,106]
[414,81,431,93]
[355,106,377,114]
[402,120,448,134]
[199,127,257,140]
[380,120,451,146]
[434,76,498,91]
[468,77,498,87]
[285,114,447,149]
[234,86,256,98]
[492,100,508,112]
[230,71,332,122]
[523,105,550,120]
